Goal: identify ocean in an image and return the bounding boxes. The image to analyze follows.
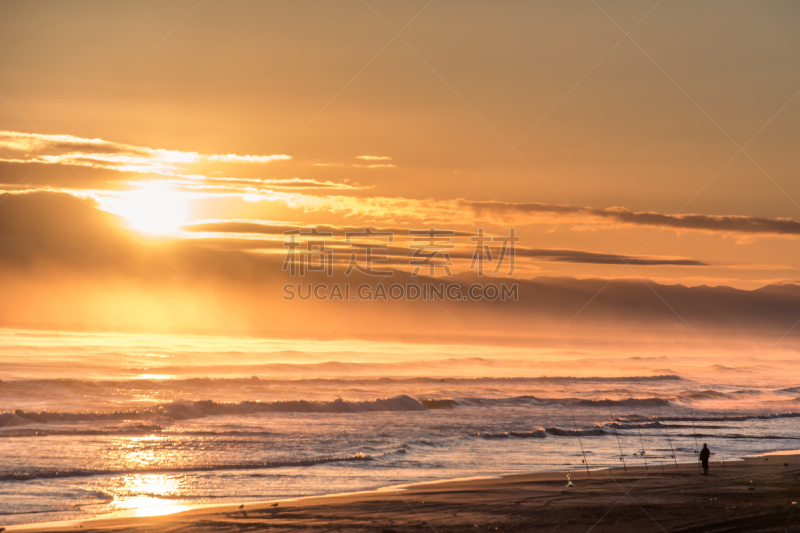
[2,364,800,526]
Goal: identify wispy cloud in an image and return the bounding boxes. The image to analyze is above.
[183,220,476,237]
[0,130,370,193]
[185,221,708,266]
[512,248,708,266]
[151,177,366,192]
[0,130,291,176]
[239,194,800,239]
[305,156,395,169]
[10,128,792,240]
[353,155,395,168]
[465,200,800,237]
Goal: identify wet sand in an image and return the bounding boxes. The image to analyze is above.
[6,454,800,532]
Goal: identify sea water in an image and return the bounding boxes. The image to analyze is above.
[1,370,799,525]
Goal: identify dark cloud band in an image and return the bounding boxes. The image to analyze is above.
[466,201,800,236]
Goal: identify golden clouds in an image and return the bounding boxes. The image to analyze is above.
[0,130,290,176]
[463,201,800,238]
[0,131,368,195]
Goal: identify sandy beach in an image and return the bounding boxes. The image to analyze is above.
[6,453,799,533]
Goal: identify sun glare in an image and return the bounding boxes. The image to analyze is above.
[121,183,189,235]
[112,473,189,518]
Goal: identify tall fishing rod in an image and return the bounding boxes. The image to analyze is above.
[657,404,679,470]
[631,405,648,469]
[689,399,699,455]
[608,405,627,472]
[568,405,591,478]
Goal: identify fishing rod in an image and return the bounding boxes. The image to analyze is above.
[608,405,627,472]
[568,405,591,478]
[657,404,679,470]
[631,405,648,469]
[689,399,699,454]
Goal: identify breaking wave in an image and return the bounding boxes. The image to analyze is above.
[603,421,724,430]
[474,427,604,439]
[420,399,459,409]
[0,453,373,481]
[573,398,669,407]
[621,412,800,423]
[5,392,797,432]
[0,395,675,428]
[424,396,670,409]
[543,427,606,437]
[0,374,683,393]
[474,429,548,439]
[0,395,427,427]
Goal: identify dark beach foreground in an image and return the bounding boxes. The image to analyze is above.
[6,453,800,532]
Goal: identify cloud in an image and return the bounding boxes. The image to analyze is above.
[0,190,796,345]
[305,156,396,169]
[0,189,163,277]
[0,131,371,194]
[317,196,800,239]
[512,248,707,266]
[183,221,476,237]
[465,200,800,237]
[353,155,395,168]
[153,177,365,193]
[184,222,707,266]
[0,130,291,176]
[170,192,800,241]
[286,195,800,239]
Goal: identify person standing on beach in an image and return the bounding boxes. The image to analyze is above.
[700,443,711,475]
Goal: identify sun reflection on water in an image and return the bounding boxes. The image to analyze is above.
[135,373,173,380]
[122,436,165,468]
[111,474,189,517]
[104,437,192,517]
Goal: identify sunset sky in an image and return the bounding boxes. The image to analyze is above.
[1,1,799,377]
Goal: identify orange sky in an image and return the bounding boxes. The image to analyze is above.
[1,1,799,367]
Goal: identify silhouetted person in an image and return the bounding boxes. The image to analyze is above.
[700,443,710,475]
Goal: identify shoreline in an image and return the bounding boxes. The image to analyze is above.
[6,451,800,532]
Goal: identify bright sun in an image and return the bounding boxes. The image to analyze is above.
[121,183,189,235]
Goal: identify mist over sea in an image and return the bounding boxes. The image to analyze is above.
[2,360,799,526]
